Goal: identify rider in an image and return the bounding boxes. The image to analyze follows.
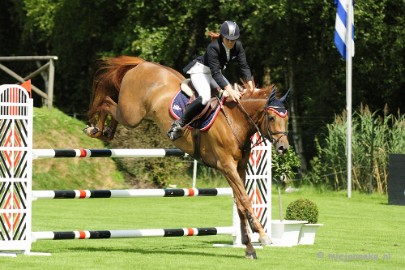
[167,20,254,141]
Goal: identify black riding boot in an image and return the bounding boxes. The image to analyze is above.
[167,96,205,141]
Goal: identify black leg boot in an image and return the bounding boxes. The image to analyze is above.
[167,97,205,141]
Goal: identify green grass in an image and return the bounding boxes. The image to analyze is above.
[3,107,403,268]
[1,187,403,270]
[32,107,127,190]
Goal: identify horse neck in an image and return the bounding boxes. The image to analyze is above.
[234,98,267,140]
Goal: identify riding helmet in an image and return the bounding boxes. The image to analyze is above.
[220,21,240,40]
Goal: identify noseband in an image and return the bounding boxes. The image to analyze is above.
[264,106,288,144]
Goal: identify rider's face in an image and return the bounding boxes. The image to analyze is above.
[223,38,237,49]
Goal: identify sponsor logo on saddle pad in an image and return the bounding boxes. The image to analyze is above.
[169,90,225,131]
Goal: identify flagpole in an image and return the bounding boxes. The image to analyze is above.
[346,0,353,198]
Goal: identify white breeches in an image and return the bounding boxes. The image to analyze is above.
[187,62,230,105]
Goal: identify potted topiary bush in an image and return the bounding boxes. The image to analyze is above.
[285,199,323,245]
[270,148,306,246]
[286,199,318,223]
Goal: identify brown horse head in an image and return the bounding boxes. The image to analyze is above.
[260,86,290,154]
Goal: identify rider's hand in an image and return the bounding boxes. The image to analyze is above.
[225,85,241,102]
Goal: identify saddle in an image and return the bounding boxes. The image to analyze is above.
[169,79,227,131]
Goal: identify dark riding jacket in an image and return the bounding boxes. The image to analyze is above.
[183,39,252,89]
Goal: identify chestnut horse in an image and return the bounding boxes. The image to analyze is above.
[84,56,290,259]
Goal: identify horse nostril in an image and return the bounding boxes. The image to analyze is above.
[277,145,289,155]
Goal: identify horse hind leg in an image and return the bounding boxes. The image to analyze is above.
[98,96,119,140]
[102,118,118,140]
[84,111,108,138]
[84,97,119,141]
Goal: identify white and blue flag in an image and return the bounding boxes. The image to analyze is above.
[334,0,354,60]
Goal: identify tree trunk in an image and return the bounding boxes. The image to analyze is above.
[286,61,307,173]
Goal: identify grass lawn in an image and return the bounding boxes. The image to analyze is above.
[1,187,404,270]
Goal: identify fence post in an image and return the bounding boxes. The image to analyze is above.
[47,59,55,109]
[0,84,33,256]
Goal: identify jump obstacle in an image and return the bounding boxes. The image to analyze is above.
[0,84,272,256]
[32,188,233,199]
[32,148,185,158]
[32,227,235,241]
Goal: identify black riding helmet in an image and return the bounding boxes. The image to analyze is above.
[220,21,240,40]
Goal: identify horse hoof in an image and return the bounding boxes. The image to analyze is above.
[83,126,100,137]
[90,127,100,136]
[245,251,257,260]
[259,235,273,246]
[102,128,112,138]
[83,126,90,135]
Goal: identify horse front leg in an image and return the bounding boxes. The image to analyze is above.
[238,188,272,247]
[236,206,256,259]
[225,174,258,259]
[227,173,272,251]
[246,208,272,247]
[237,156,273,247]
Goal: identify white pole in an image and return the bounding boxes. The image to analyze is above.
[346,0,353,198]
[192,159,198,188]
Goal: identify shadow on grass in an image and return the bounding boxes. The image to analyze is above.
[64,245,243,259]
[44,239,245,259]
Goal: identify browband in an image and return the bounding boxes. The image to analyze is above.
[266,106,288,118]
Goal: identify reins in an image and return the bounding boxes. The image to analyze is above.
[220,105,243,147]
[221,101,288,150]
[236,102,265,149]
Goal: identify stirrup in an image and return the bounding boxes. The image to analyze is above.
[167,120,184,141]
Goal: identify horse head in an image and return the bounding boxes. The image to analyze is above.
[260,86,290,155]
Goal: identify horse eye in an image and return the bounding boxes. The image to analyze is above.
[269,116,275,122]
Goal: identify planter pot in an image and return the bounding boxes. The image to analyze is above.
[298,224,323,245]
[271,220,307,246]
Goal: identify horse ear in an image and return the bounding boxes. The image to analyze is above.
[270,86,278,101]
[280,88,291,104]
[265,86,278,107]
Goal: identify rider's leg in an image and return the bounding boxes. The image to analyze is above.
[191,72,212,105]
[167,96,205,141]
[178,96,205,126]
[167,73,211,141]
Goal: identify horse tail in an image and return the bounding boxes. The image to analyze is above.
[88,56,146,119]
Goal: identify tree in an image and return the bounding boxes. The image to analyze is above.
[1,0,403,180]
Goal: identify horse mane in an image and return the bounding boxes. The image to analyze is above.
[239,81,275,100]
[255,84,276,99]
[88,56,146,118]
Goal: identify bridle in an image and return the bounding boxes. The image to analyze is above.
[222,102,288,149]
[263,106,288,145]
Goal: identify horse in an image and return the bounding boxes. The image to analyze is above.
[84,56,290,259]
